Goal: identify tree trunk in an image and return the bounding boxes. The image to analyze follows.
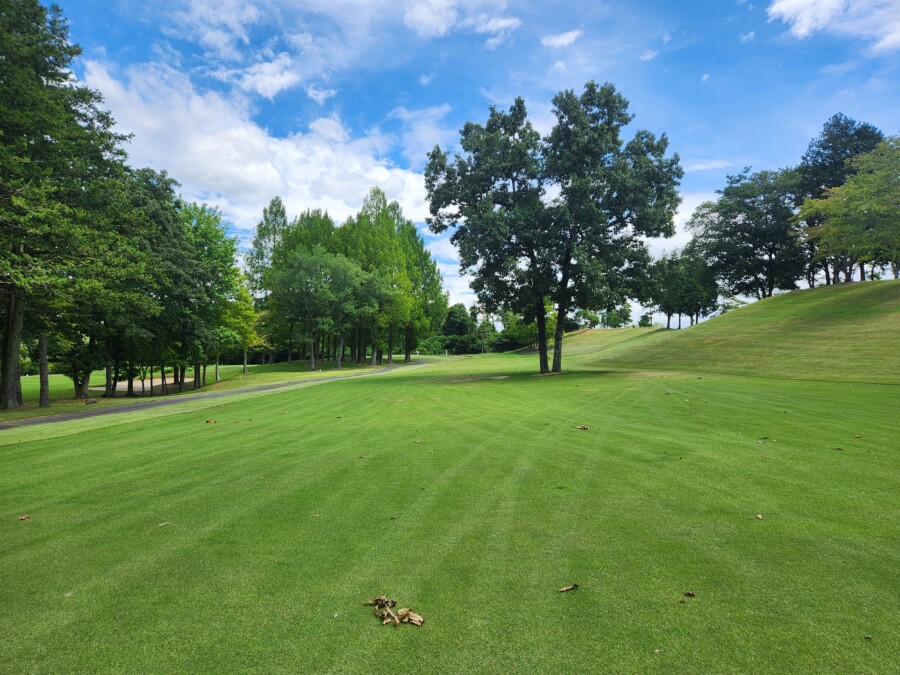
[77,370,91,398]
[149,365,154,397]
[535,300,549,374]
[310,335,317,371]
[666,313,671,330]
[161,363,168,395]
[179,365,186,393]
[859,262,866,281]
[892,261,899,279]
[38,333,50,408]
[387,325,394,365]
[678,313,682,329]
[337,332,345,369]
[126,361,135,397]
[551,303,567,373]
[0,289,25,409]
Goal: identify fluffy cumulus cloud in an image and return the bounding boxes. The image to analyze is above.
[639,48,658,61]
[767,0,900,52]
[541,29,583,48]
[83,61,429,242]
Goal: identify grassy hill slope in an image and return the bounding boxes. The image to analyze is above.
[565,280,900,382]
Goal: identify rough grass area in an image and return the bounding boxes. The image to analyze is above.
[2,281,898,672]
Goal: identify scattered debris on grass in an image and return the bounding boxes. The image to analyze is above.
[398,608,425,625]
[18,514,30,521]
[558,584,579,592]
[158,521,171,527]
[833,447,844,452]
[205,419,216,424]
[314,513,320,518]
[683,591,696,597]
[756,514,764,520]
[64,591,73,598]
[359,455,365,460]
[854,434,861,439]
[414,440,422,444]
[575,425,590,430]
[85,398,97,405]
[364,596,424,627]
[864,636,873,641]
[679,598,686,604]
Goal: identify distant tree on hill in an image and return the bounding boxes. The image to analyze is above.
[797,114,884,285]
[799,136,900,280]
[689,168,805,300]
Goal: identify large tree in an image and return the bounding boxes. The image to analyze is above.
[426,82,682,372]
[689,168,805,300]
[799,136,900,279]
[1,0,127,408]
[797,113,883,284]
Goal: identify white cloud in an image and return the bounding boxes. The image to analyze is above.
[702,73,710,82]
[420,73,434,85]
[685,159,733,171]
[234,53,302,98]
[404,0,459,37]
[307,85,338,105]
[83,60,429,243]
[661,31,673,44]
[740,30,756,42]
[541,29,584,48]
[388,104,456,169]
[767,0,900,53]
[165,0,263,61]
[640,49,658,61]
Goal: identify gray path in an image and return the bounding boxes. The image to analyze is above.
[0,362,424,430]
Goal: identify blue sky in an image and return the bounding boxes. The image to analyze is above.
[63,0,899,307]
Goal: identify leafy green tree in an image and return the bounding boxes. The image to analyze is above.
[689,168,805,300]
[1,0,127,408]
[798,114,883,284]
[426,82,681,373]
[800,136,900,279]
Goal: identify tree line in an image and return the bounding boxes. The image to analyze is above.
[246,190,447,368]
[0,0,257,409]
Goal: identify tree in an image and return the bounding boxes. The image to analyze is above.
[426,82,681,373]
[689,168,805,300]
[1,0,127,408]
[800,136,900,279]
[798,113,883,284]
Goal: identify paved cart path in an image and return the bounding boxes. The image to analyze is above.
[1,362,426,430]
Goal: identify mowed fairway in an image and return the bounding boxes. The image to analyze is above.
[2,285,899,673]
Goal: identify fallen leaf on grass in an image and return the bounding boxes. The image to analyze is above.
[679,598,686,604]
[414,440,422,444]
[683,591,695,597]
[18,515,30,521]
[833,447,844,452]
[756,514,764,520]
[558,584,579,592]
[575,425,590,430]
[398,608,425,626]
[157,521,171,527]
[205,419,216,424]
[364,595,397,609]
[854,434,861,439]
[864,636,873,641]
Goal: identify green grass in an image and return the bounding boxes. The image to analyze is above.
[2,282,899,673]
[568,280,900,383]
